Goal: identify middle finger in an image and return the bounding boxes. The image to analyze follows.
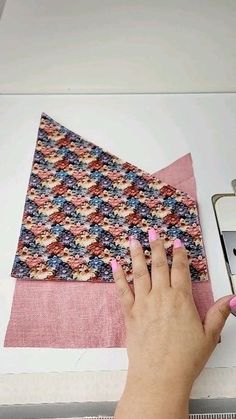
[129,236,151,299]
[149,228,170,290]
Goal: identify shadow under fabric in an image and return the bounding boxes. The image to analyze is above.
[4,115,214,347]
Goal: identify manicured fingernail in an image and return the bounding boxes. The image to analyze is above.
[111,259,119,272]
[230,296,236,316]
[129,236,139,249]
[148,228,158,242]
[173,238,183,249]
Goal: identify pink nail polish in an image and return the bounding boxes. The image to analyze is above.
[111,259,119,272]
[230,296,236,316]
[173,238,183,249]
[148,228,158,242]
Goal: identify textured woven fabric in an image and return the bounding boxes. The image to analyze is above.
[4,153,214,348]
[12,113,207,282]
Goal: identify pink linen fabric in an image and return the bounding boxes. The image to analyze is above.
[4,153,214,348]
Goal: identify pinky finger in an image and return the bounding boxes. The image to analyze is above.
[111,259,134,317]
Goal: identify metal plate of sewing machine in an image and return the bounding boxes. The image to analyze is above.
[1,400,236,419]
[212,182,236,293]
[63,415,236,419]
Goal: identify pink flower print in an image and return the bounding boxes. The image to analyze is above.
[34,195,50,206]
[145,198,160,208]
[52,184,68,196]
[164,213,180,226]
[27,255,44,268]
[122,162,136,171]
[88,160,103,170]
[54,159,70,170]
[87,212,104,224]
[67,256,85,269]
[49,211,66,223]
[108,197,123,207]
[57,137,71,147]
[71,196,87,206]
[31,223,47,236]
[46,241,64,255]
[186,224,200,237]
[106,171,121,181]
[126,212,142,225]
[88,242,104,256]
[73,171,86,181]
[160,185,176,197]
[191,257,206,272]
[109,225,124,237]
[41,147,54,156]
[182,196,195,207]
[70,224,86,235]
[88,185,104,195]
[43,125,57,135]
[124,185,139,197]
[37,170,52,180]
[142,172,152,182]
[74,146,86,156]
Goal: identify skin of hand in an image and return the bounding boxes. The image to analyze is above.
[112,231,233,419]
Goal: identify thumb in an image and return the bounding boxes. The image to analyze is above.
[204,295,233,342]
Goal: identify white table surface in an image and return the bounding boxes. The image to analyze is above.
[0,93,236,403]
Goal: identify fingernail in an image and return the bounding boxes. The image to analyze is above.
[111,259,119,272]
[230,296,236,317]
[148,228,158,242]
[129,236,139,249]
[173,238,183,249]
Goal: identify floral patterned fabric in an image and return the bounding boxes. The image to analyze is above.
[12,113,207,282]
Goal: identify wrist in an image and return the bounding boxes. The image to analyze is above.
[115,365,191,419]
[117,377,189,419]
[126,367,192,399]
[124,368,191,410]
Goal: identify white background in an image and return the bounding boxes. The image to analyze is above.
[0,0,236,94]
[0,93,236,378]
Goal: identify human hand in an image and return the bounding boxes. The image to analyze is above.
[112,229,233,419]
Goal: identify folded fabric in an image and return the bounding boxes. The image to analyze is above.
[12,113,207,283]
[5,153,214,348]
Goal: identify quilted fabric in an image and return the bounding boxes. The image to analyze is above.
[12,113,207,282]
